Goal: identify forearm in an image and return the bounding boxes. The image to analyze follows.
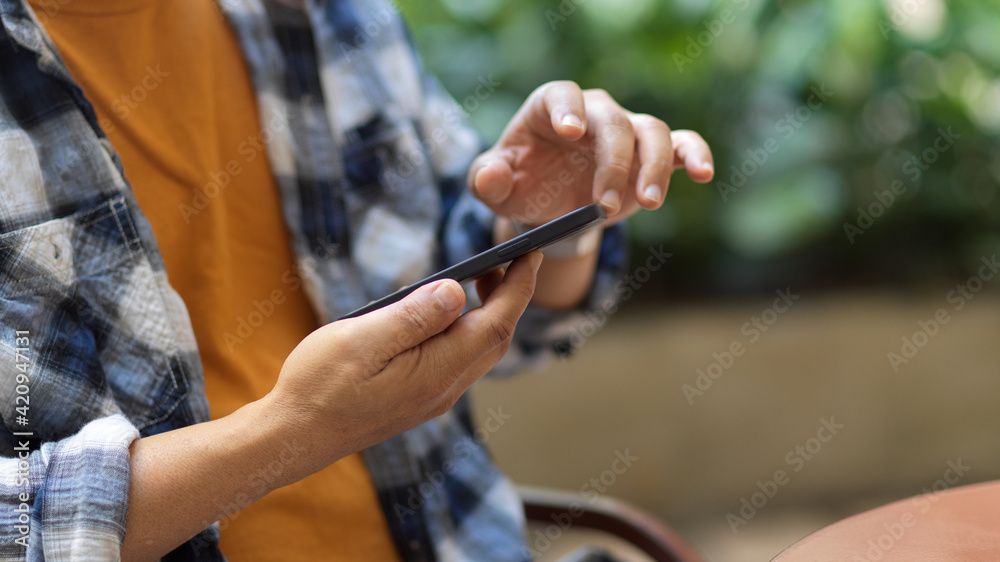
[121,394,323,560]
[494,217,599,310]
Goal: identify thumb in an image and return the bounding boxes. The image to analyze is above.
[468,153,515,205]
[351,279,466,364]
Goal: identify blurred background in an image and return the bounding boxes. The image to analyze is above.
[399,0,1000,560]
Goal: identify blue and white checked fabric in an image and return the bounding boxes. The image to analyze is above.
[0,0,628,559]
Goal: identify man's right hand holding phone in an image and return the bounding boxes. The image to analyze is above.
[269,251,542,476]
[123,253,540,559]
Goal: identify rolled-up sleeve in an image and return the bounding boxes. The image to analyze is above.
[0,414,139,561]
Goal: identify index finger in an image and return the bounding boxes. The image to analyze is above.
[671,130,714,183]
[590,103,636,214]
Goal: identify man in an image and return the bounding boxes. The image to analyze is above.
[0,0,713,559]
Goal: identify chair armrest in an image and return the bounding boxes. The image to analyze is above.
[518,485,704,562]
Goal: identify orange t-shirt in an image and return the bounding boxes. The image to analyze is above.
[28,1,400,559]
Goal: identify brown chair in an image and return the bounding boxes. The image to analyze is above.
[772,480,1000,561]
[519,486,704,562]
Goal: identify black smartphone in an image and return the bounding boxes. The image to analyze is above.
[339,203,608,320]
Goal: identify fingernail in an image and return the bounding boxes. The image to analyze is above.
[643,184,661,204]
[561,114,584,130]
[599,190,620,213]
[701,161,714,172]
[433,282,462,311]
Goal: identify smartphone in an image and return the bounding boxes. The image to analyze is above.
[339,203,608,320]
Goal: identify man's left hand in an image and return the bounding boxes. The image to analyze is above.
[468,81,715,227]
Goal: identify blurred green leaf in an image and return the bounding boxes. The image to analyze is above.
[400,0,1000,293]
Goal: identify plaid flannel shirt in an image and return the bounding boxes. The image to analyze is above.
[0,0,628,559]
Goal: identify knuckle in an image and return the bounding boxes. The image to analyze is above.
[674,128,703,141]
[632,113,670,131]
[393,299,435,335]
[650,157,673,174]
[486,316,518,348]
[586,88,612,101]
[326,321,355,346]
[549,79,577,92]
[636,113,671,134]
[604,154,634,175]
[538,80,574,101]
[606,113,634,133]
[315,323,355,360]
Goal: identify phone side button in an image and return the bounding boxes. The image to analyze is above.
[496,238,531,259]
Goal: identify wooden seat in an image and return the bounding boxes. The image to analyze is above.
[519,486,704,562]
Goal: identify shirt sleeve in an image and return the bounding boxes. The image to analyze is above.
[402,36,631,376]
[0,414,139,561]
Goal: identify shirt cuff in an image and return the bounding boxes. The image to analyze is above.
[1,413,139,560]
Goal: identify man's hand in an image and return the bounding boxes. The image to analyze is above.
[123,253,540,561]
[468,81,715,227]
[269,252,542,470]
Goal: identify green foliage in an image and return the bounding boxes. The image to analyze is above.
[399,0,1000,293]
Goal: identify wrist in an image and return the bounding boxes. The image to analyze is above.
[245,392,332,487]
